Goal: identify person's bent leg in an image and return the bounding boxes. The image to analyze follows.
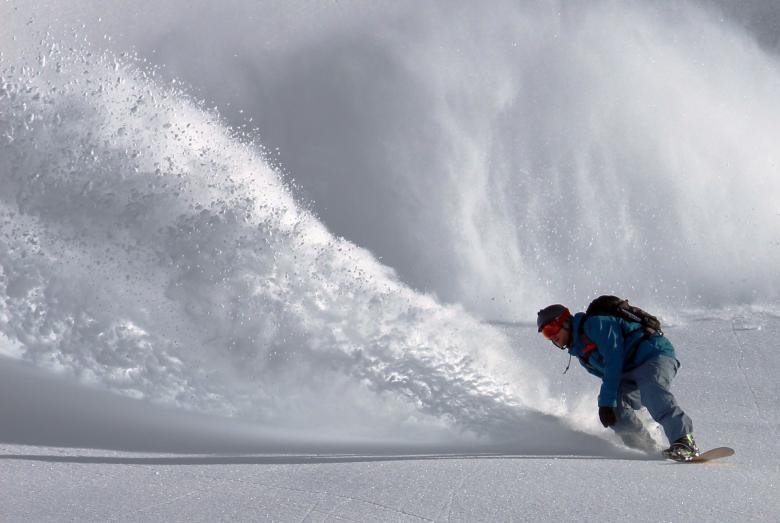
[613,380,658,451]
[634,355,693,444]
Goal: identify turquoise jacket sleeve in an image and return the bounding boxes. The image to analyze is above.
[584,316,625,408]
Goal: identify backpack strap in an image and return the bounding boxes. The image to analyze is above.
[576,318,597,364]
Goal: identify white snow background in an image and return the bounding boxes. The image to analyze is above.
[1,1,779,521]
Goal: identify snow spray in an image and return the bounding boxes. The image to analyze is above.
[1,0,779,444]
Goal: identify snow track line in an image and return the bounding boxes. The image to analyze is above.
[298,499,320,523]
[439,461,466,521]
[112,463,274,521]
[167,463,436,522]
[434,459,481,521]
[731,319,777,437]
[249,481,436,522]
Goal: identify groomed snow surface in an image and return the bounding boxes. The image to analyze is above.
[1,313,777,521]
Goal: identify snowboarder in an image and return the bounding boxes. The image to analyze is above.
[536,303,699,461]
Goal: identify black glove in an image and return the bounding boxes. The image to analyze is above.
[599,406,617,428]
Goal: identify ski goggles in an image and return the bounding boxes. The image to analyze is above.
[540,315,568,340]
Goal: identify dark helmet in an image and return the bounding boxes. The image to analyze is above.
[537,304,570,332]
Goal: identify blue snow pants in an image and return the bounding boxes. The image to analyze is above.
[613,355,694,445]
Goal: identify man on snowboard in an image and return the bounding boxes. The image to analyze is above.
[536,302,698,461]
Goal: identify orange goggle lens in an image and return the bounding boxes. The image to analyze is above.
[541,321,562,340]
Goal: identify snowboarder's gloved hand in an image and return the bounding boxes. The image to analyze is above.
[599,406,617,427]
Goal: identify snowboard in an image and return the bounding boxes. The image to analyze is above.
[667,446,734,463]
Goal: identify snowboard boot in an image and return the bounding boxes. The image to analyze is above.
[663,434,700,462]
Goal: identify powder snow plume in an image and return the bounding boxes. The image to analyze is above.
[0,36,565,445]
[6,0,778,451]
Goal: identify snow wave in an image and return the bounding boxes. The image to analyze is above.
[5,0,779,449]
[0,38,555,443]
[94,0,780,318]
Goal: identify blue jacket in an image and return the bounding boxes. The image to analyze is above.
[568,312,675,408]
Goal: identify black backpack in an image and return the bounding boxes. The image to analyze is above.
[578,295,663,339]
